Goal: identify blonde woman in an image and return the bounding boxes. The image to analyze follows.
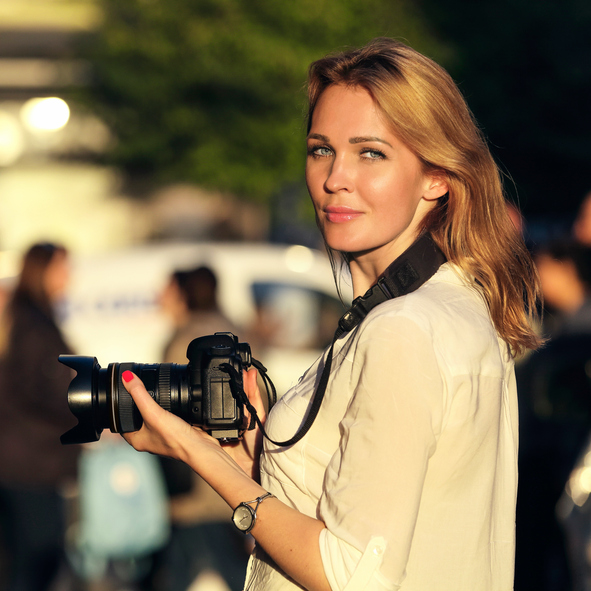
[122,38,541,590]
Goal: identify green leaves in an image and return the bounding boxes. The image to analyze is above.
[83,0,441,201]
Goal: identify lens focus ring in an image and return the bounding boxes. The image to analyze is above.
[158,364,172,413]
[117,363,142,433]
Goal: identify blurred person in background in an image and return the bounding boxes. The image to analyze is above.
[161,266,239,363]
[157,266,249,591]
[535,240,591,337]
[573,190,591,247]
[516,239,591,591]
[507,201,525,236]
[0,242,80,591]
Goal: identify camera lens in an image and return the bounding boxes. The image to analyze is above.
[59,358,188,445]
[60,333,251,445]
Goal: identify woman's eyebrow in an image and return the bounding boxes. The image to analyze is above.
[349,136,393,147]
[306,133,393,149]
[307,133,329,142]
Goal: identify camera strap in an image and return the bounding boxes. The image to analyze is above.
[224,233,446,447]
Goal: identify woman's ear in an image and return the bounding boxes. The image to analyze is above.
[424,173,449,201]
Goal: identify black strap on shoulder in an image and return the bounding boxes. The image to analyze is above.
[335,232,447,338]
[223,233,446,447]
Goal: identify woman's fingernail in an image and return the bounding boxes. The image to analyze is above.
[122,370,134,383]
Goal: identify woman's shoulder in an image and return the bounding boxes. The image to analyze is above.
[358,264,505,371]
[369,264,487,327]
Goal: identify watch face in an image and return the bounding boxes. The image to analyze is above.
[232,504,255,532]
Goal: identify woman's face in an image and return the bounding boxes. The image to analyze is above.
[306,84,446,277]
[43,251,70,301]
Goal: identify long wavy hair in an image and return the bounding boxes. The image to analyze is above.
[307,38,542,355]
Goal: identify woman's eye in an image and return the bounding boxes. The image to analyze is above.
[361,148,386,160]
[308,145,332,158]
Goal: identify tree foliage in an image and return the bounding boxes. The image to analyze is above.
[83,0,442,202]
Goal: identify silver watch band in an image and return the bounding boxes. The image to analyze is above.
[240,491,275,513]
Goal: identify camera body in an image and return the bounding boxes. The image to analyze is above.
[60,332,251,445]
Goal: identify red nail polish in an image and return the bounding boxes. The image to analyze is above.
[122,370,134,383]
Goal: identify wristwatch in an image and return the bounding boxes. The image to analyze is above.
[232,492,275,534]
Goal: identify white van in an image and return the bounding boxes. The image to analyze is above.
[61,242,351,395]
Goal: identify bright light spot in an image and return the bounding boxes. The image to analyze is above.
[109,462,140,496]
[21,97,70,132]
[565,468,591,507]
[285,245,314,274]
[0,110,24,166]
[580,466,591,493]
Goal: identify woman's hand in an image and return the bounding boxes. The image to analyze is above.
[121,370,221,464]
[222,367,266,481]
[120,367,266,480]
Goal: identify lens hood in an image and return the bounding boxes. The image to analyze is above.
[59,355,105,445]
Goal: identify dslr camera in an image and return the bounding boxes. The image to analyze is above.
[60,332,254,445]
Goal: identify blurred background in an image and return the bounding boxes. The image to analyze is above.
[0,0,590,590]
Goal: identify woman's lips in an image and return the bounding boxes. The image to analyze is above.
[325,207,363,223]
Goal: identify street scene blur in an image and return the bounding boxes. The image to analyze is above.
[0,0,590,590]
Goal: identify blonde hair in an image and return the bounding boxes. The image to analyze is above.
[307,38,542,355]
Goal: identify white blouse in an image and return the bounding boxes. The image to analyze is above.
[244,264,518,591]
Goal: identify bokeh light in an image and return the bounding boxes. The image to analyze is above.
[285,245,315,274]
[20,97,70,132]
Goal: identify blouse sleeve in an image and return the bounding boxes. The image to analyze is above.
[318,312,445,589]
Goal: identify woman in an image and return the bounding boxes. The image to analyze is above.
[122,38,541,590]
[0,242,80,591]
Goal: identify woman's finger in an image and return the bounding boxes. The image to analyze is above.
[121,370,162,418]
[243,367,267,423]
[120,370,191,457]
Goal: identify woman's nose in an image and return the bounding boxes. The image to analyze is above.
[324,157,354,194]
